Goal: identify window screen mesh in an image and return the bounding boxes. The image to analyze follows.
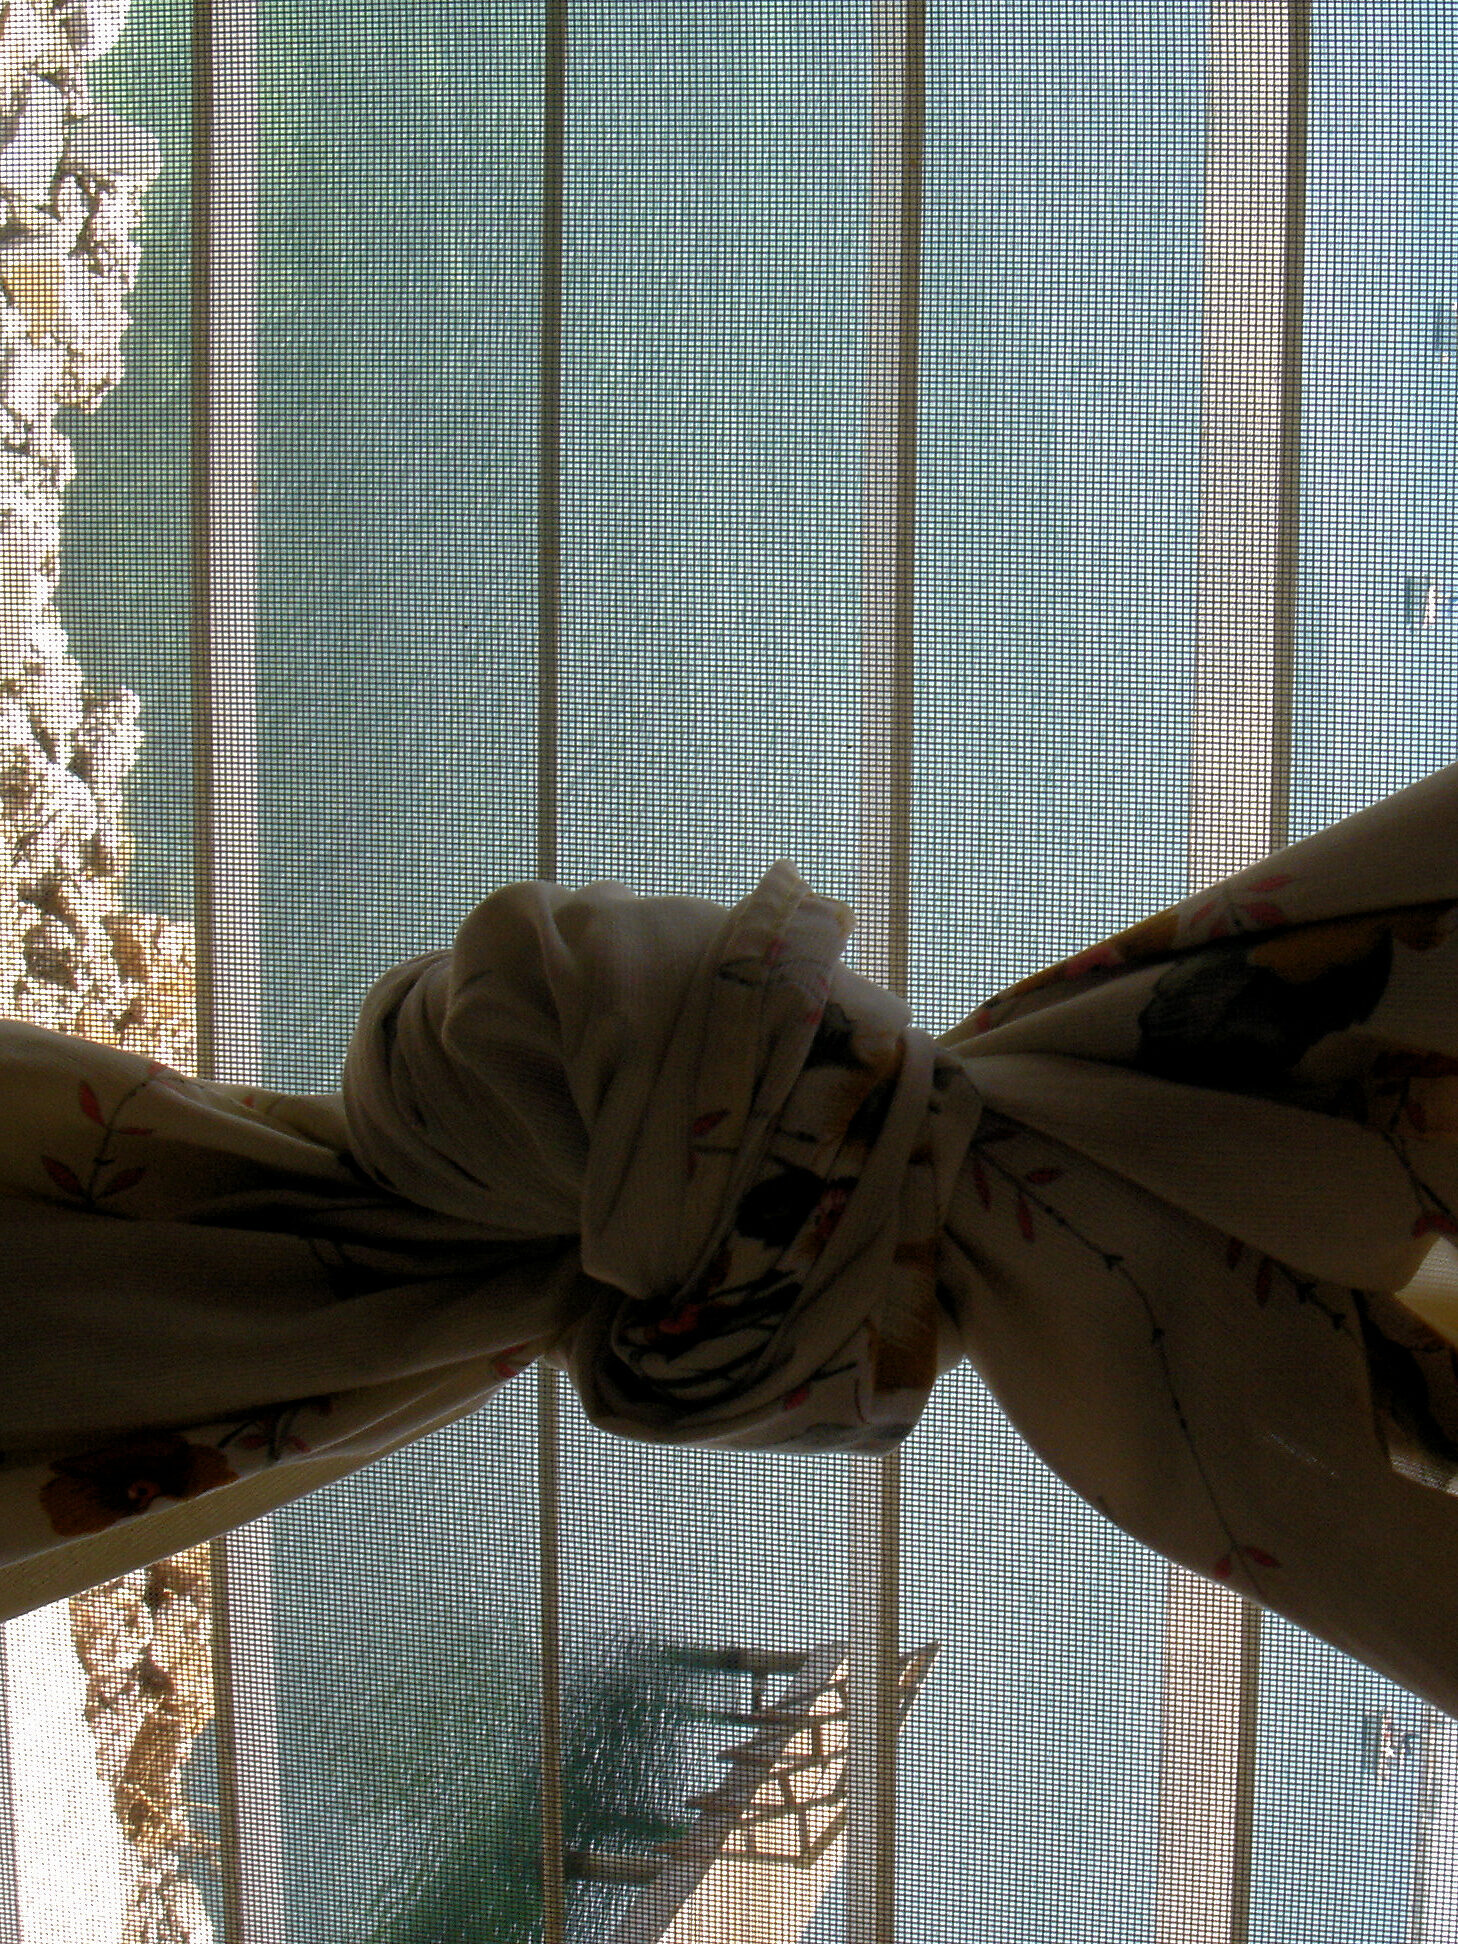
[1,4,1455,1943]
[69,0,192,927]
[258,0,541,1089]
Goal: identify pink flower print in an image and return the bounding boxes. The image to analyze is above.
[1212,1542,1282,1580]
[491,1342,537,1381]
[1057,943,1126,982]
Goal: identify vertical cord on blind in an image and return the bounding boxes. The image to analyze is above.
[536,1366,565,1944]
[538,0,564,896]
[1407,1711,1458,1939]
[1159,5,1307,1939]
[1271,0,1308,854]
[209,1528,285,1944]
[190,0,260,1088]
[847,2,923,1940]
[0,1632,21,1944]
[536,4,568,1941]
[1226,24,1310,1930]
[192,0,285,1933]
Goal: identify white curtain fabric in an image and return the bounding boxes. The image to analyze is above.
[2,763,1458,1711]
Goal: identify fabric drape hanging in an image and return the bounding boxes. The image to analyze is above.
[2,759,1458,1712]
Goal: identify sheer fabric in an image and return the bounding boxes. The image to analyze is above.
[1,762,1457,1711]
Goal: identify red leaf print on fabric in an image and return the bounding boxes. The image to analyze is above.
[1246,874,1294,891]
[1024,1167,1063,1185]
[783,1384,810,1411]
[1407,1096,1430,1134]
[1059,945,1123,980]
[656,1304,701,1337]
[42,1156,84,1196]
[491,1342,535,1380]
[1414,1211,1458,1239]
[1241,901,1289,927]
[98,1166,146,1197]
[691,1110,728,1138]
[78,1081,104,1125]
[813,1184,850,1246]
[1214,1543,1281,1579]
[1016,1194,1034,1242]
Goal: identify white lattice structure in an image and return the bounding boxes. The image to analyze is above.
[603,1641,937,1944]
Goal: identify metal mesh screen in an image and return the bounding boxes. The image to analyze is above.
[3,4,1457,1943]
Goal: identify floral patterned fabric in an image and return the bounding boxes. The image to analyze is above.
[0,1029,593,1615]
[938,762,1458,1710]
[343,862,981,1452]
[1,764,1458,1711]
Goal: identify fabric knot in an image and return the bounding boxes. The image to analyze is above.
[343,864,982,1450]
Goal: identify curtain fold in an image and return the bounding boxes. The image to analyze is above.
[2,761,1458,1713]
